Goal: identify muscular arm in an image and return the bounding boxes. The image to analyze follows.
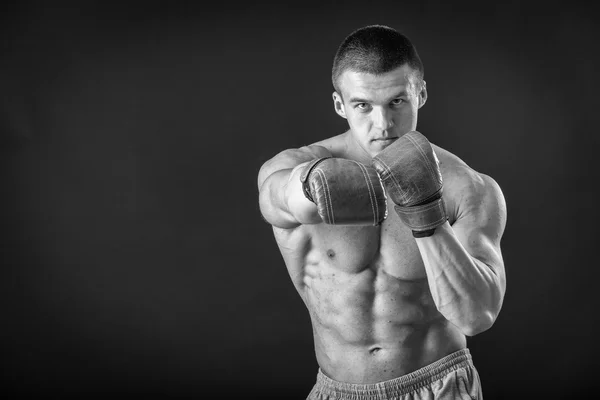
[415,170,507,336]
[258,145,332,228]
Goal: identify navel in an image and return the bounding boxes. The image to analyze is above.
[369,346,382,355]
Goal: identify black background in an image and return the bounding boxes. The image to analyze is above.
[1,1,598,398]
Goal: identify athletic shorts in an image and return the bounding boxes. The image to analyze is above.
[307,348,482,400]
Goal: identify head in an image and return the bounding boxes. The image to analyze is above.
[331,25,427,158]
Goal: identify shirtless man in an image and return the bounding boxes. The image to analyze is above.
[257,25,506,399]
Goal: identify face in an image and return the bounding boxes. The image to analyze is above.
[333,64,427,158]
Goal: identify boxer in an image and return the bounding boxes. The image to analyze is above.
[258,25,506,399]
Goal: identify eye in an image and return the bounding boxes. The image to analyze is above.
[355,103,371,111]
[390,98,404,106]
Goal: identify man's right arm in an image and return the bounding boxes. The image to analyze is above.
[258,145,332,229]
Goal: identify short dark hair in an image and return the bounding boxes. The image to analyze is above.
[332,25,424,93]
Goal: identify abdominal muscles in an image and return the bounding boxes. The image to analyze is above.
[296,224,464,383]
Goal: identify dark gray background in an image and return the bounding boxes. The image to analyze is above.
[1,1,598,398]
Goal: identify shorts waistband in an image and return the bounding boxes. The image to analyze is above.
[315,348,473,398]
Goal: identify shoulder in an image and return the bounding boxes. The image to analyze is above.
[433,144,507,238]
[432,143,501,200]
[313,132,348,157]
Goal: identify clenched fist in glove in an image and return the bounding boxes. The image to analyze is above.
[372,131,448,237]
[300,158,387,226]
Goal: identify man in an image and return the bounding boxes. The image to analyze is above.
[257,25,506,399]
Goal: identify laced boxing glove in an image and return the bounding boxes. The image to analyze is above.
[300,157,387,225]
[372,131,448,237]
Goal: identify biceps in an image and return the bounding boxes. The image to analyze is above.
[451,173,507,273]
[454,221,501,263]
[452,219,506,295]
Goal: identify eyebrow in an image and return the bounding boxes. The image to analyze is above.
[348,91,408,104]
[348,96,371,104]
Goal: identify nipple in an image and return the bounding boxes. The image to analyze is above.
[326,249,335,259]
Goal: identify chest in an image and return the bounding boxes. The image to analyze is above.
[306,200,426,280]
[377,202,427,279]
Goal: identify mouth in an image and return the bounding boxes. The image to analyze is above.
[373,137,398,142]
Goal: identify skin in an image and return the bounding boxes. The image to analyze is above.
[257,65,507,384]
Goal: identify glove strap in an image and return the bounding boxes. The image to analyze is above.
[394,197,448,238]
[300,157,331,203]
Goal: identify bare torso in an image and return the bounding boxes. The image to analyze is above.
[272,133,467,383]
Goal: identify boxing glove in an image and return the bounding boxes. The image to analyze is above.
[300,157,387,226]
[372,131,447,237]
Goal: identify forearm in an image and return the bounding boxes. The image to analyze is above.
[259,164,322,227]
[415,222,503,336]
[283,163,322,224]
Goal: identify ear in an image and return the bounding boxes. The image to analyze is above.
[332,91,347,119]
[418,80,428,109]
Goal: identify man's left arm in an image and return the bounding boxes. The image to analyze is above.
[415,171,507,336]
[372,131,507,337]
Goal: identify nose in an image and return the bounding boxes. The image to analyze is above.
[373,107,394,131]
